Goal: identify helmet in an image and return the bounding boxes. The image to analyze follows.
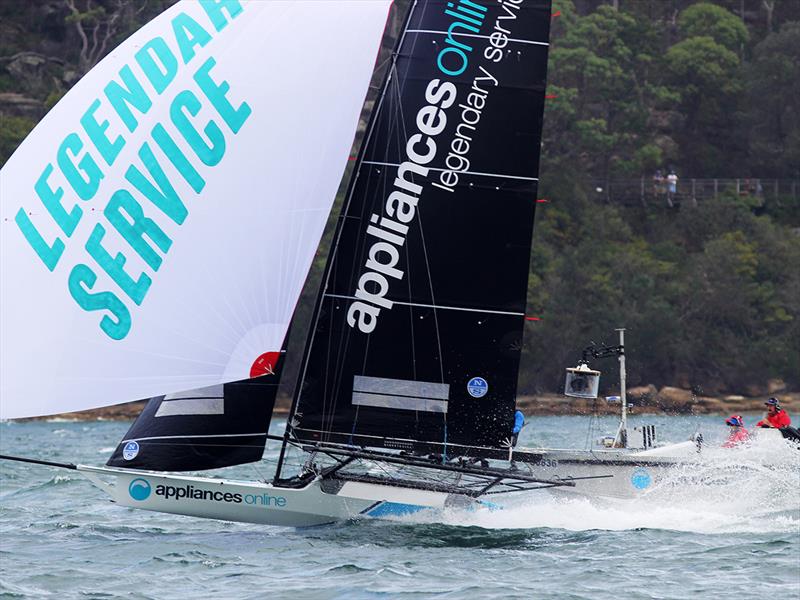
[725,415,744,427]
[765,397,780,408]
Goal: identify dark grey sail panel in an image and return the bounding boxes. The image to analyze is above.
[107,352,284,471]
[288,0,552,456]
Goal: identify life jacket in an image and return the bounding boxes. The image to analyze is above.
[757,409,791,429]
[722,427,749,448]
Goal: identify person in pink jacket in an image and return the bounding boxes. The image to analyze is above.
[722,415,749,448]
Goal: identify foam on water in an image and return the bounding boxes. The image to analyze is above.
[408,437,800,535]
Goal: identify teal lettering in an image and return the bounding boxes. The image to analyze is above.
[172,13,212,64]
[35,163,81,236]
[105,189,172,271]
[85,223,152,305]
[14,208,65,272]
[194,58,251,134]
[105,65,153,133]
[68,264,132,340]
[199,0,243,32]
[126,142,188,224]
[171,90,225,166]
[151,123,206,193]
[135,37,178,94]
[81,99,125,166]
[57,134,103,201]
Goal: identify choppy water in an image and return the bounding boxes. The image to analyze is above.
[1,415,798,599]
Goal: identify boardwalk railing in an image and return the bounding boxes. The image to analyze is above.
[589,178,799,206]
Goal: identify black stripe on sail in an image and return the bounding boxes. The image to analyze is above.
[286,0,552,457]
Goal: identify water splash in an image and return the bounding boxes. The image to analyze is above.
[403,437,800,535]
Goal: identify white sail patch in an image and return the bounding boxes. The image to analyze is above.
[352,376,449,413]
[155,384,225,417]
[155,397,224,417]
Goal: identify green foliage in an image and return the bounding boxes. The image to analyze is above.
[665,36,741,98]
[0,115,36,166]
[745,22,800,177]
[678,2,749,50]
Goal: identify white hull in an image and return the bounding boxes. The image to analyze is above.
[76,432,797,525]
[518,445,696,499]
[78,465,454,527]
[518,429,797,499]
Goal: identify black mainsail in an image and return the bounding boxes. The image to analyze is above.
[283,0,552,461]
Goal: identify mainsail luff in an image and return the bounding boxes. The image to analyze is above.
[282,0,552,462]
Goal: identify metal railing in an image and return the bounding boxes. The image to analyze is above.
[589,178,799,206]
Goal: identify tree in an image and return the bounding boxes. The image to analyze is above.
[744,22,800,177]
[678,2,749,51]
[544,6,663,179]
[63,0,175,76]
[664,35,743,173]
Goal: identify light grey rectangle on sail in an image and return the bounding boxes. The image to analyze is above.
[155,398,224,417]
[352,392,448,413]
[164,384,224,401]
[353,376,449,400]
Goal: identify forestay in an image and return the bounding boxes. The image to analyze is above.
[0,0,391,419]
[288,0,552,457]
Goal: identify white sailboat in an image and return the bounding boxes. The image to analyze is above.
[2,0,585,526]
[2,0,795,527]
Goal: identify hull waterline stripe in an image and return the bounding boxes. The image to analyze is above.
[405,29,549,47]
[361,161,539,182]
[325,294,525,317]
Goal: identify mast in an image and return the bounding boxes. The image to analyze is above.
[274,1,419,482]
[614,328,628,448]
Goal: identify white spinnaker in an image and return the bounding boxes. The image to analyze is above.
[0,0,391,419]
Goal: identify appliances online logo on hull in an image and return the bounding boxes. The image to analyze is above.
[128,479,287,507]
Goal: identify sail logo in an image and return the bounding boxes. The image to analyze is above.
[11,1,251,341]
[347,79,457,334]
[122,440,140,460]
[128,478,152,501]
[437,0,488,77]
[467,377,488,398]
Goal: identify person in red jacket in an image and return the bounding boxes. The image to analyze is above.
[756,397,792,428]
[722,415,749,448]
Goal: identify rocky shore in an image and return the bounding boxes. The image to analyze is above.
[517,387,800,417]
[17,387,799,422]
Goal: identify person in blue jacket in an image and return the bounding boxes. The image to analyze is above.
[511,409,525,447]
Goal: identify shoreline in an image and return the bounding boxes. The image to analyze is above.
[13,391,798,422]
